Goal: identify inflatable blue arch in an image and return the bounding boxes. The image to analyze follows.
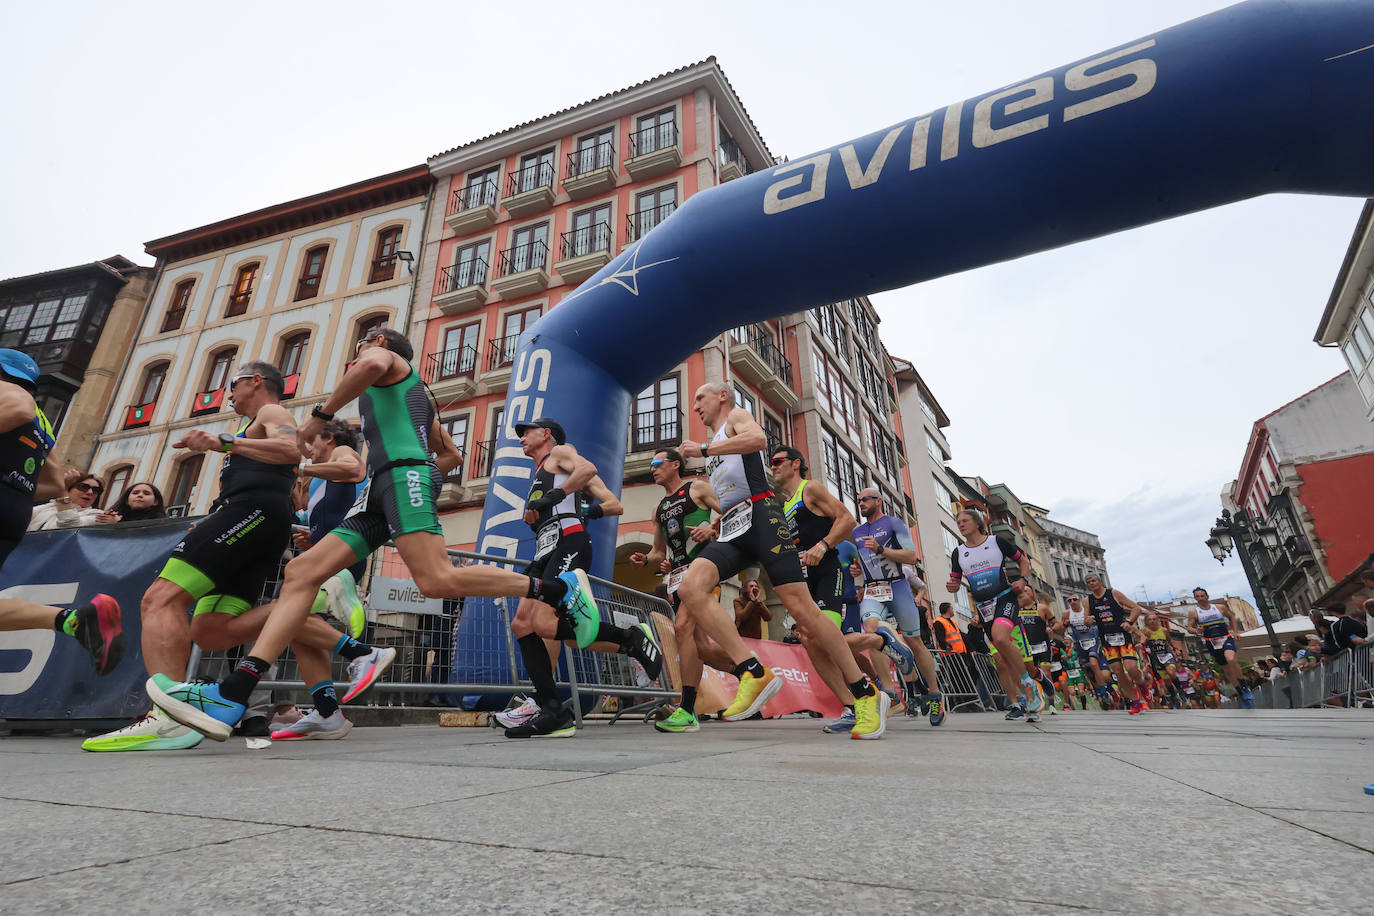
[475,0,1374,576]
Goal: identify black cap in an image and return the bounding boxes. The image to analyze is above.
[513,417,566,445]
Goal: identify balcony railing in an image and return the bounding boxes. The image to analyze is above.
[124,401,155,429]
[439,258,488,293]
[448,178,499,215]
[719,137,751,174]
[631,407,683,453]
[505,161,555,197]
[566,142,615,179]
[160,308,185,333]
[225,290,251,317]
[471,437,498,479]
[497,240,549,277]
[629,119,678,157]
[425,344,478,383]
[733,325,793,384]
[560,223,613,260]
[625,203,676,243]
[486,333,521,372]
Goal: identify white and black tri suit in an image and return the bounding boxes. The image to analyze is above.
[524,457,591,579]
[1196,603,1236,662]
[949,534,1023,627]
[694,425,802,586]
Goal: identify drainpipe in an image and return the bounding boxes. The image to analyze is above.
[397,180,436,344]
[86,259,166,469]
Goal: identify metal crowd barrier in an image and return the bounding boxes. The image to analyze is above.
[187,544,679,726]
[930,649,1008,713]
[1246,643,1372,710]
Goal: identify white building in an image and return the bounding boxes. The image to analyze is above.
[1315,199,1374,418]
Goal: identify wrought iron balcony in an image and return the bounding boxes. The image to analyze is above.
[485,333,521,372]
[425,344,479,383]
[445,178,500,233]
[631,406,683,453]
[625,118,681,180]
[625,203,676,244]
[564,141,617,198]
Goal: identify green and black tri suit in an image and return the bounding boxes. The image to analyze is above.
[655,481,712,607]
[0,403,55,569]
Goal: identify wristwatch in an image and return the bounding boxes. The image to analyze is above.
[310,405,334,421]
[701,441,709,458]
[218,433,235,454]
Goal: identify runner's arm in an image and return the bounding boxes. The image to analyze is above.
[1112,590,1149,624]
[874,518,918,566]
[294,347,398,451]
[301,444,366,483]
[549,443,597,496]
[33,454,67,501]
[0,384,36,433]
[224,403,302,464]
[428,419,462,476]
[799,480,856,566]
[682,408,766,458]
[583,474,623,517]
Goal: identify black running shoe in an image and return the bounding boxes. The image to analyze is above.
[71,595,125,676]
[504,706,575,739]
[622,623,663,681]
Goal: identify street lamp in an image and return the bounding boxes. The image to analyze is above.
[1256,525,1282,550]
[1206,508,1282,656]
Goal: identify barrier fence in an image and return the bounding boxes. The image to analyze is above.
[1250,644,1373,710]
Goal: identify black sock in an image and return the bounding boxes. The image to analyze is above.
[1080,696,1088,709]
[680,685,697,715]
[553,617,576,642]
[531,576,568,605]
[849,677,876,698]
[53,608,76,634]
[733,657,765,679]
[333,634,372,661]
[905,680,923,699]
[221,656,271,705]
[517,633,559,709]
[311,681,339,719]
[599,622,630,647]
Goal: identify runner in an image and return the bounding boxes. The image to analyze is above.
[771,447,911,734]
[1185,586,1254,709]
[295,417,369,639]
[1015,588,1058,720]
[946,507,1044,720]
[1084,574,1151,715]
[0,348,124,676]
[1140,610,1183,709]
[502,418,659,738]
[851,487,944,726]
[1062,595,1112,706]
[1174,665,1202,708]
[676,382,888,739]
[1061,638,1089,710]
[146,329,601,742]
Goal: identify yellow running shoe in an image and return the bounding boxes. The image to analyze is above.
[850,688,891,740]
[722,667,782,721]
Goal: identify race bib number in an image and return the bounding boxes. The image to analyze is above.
[666,566,688,595]
[535,522,560,560]
[1208,636,1229,650]
[718,499,753,543]
[1029,641,1048,655]
[976,599,996,622]
[1105,632,1126,647]
[1079,637,1097,650]
[1158,652,1176,666]
[344,479,371,520]
[865,582,893,602]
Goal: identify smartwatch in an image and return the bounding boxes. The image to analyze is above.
[310,405,334,422]
[701,441,709,458]
[218,433,235,454]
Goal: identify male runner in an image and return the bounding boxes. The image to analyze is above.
[946,508,1044,719]
[503,417,659,738]
[1141,610,1183,709]
[851,487,943,725]
[1084,574,1151,715]
[629,447,733,733]
[1185,586,1254,709]
[771,448,913,733]
[1061,639,1088,710]
[0,348,124,676]
[677,382,887,738]
[1174,664,1202,708]
[147,330,600,741]
[296,417,369,639]
[1015,588,1058,719]
[1062,595,1113,707]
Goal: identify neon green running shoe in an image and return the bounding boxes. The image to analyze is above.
[556,570,601,648]
[322,569,367,639]
[654,707,700,733]
[82,707,204,752]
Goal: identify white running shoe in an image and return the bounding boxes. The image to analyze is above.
[341,646,396,704]
[322,569,367,639]
[270,709,353,740]
[494,696,539,729]
[81,706,204,752]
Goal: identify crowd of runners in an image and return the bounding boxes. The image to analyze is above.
[0,336,1261,748]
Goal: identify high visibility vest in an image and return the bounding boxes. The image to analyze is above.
[934,616,966,653]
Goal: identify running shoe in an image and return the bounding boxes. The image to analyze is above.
[145,675,244,742]
[822,709,856,733]
[1005,705,1025,721]
[1022,678,1045,714]
[654,707,700,733]
[271,709,353,740]
[556,570,601,648]
[1026,708,1041,723]
[924,691,946,727]
[81,706,203,752]
[69,594,125,676]
[850,687,890,740]
[875,624,916,676]
[494,696,539,729]
[341,646,396,704]
[505,706,575,738]
[622,622,664,681]
[322,569,367,639]
[722,667,782,721]
[1128,701,1142,716]
[1239,687,1254,709]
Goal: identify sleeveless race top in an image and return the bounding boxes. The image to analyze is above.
[783,479,834,552]
[359,367,434,477]
[950,534,1021,602]
[1196,602,1231,639]
[1088,589,1129,635]
[657,481,712,568]
[526,458,581,534]
[219,417,296,502]
[0,404,54,497]
[704,424,769,509]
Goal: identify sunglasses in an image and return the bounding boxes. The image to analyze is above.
[228,374,255,388]
[769,456,792,467]
[649,458,665,467]
[355,331,385,353]
[73,482,103,495]
[857,495,878,502]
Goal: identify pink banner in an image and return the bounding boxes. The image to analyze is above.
[699,638,845,719]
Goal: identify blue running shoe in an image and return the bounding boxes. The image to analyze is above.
[556,569,602,648]
[875,624,916,676]
[925,691,946,727]
[1004,705,1025,721]
[145,674,244,742]
[822,709,856,733]
[1022,678,1045,714]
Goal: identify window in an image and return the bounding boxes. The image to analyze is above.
[205,349,236,391]
[136,361,169,405]
[573,128,614,175]
[633,375,681,451]
[733,384,756,418]
[762,412,784,455]
[821,424,865,514]
[105,466,133,508]
[631,185,676,240]
[941,526,961,558]
[633,108,676,155]
[438,321,480,378]
[168,454,204,510]
[504,222,549,274]
[280,332,309,378]
[226,264,258,317]
[919,394,939,427]
[441,414,470,481]
[925,431,946,464]
[1346,318,1374,374]
[566,204,612,258]
[163,280,193,332]
[461,166,500,209]
[515,148,555,193]
[295,246,327,301]
[1053,560,1062,579]
[369,227,402,283]
[932,476,955,514]
[356,314,387,348]
[450,239,491,289]
[493,306,540,367]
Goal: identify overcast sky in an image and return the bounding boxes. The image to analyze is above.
[3,1,1361,610]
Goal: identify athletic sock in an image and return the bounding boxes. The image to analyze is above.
[517,633,559,709]
[1079,696,1088,710]
[848,677,876,698]
[529,576,569,606]
[310,681,339,719]
[733,657,766,680]
[598,622,630,646]
[680,685,697,715]
[53,608,78,635]
[333,634,372,661]
[904,680,923,701]
[221,656,271,705]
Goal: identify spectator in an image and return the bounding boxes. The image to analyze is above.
[1311,610,1339,659]
[782,622,801,645]
[28,472,118,530]
[1276,648,1294,673]
[106,482,167,522]
[733,579,772,640]
[1328,604,1368,652]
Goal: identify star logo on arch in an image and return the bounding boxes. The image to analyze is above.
[561,243,679,302]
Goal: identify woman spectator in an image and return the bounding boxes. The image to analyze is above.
[106,481,167,523]
[27,473,119,531]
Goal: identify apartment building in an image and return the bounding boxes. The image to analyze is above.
[1037,515,1110,608]
[1315,199,1374,417]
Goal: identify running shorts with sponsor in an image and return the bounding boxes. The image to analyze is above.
[840,601,863,635]
[160,493,294,617]
[1148,641,1177,671]
[527,530,592,580]
[331,463,444,562]
[1099,629,1138,663]
[1199,616,1236,663]
[695,496,804,587]
[1019,613,1052,665]
[806,551,845,628]
[858,577,924,637]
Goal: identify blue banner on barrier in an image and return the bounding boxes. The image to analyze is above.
[0,520,192,720]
